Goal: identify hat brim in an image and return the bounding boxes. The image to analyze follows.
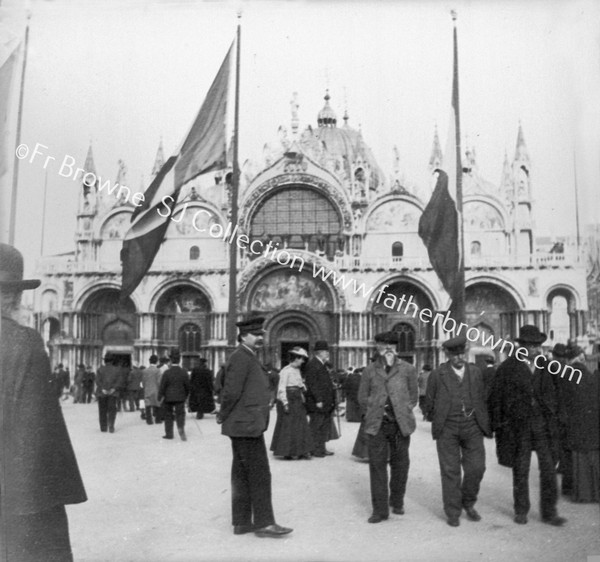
[0,279,41,290]
[516,335,547,345]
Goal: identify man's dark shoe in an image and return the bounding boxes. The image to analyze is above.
[108,427,115,433]
[368,514,388,524]
[324,450,334,456]
[542,515,567,527]
[464,507,481,521]
[392,507,404,515]
[299,454,312,460]
[162,435,173,440]
[233,524,255,535]
[447,517,460,527]
[514,514,528,524]
[254,524,293,537]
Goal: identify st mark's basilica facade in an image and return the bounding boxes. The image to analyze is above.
[32,93,588,372]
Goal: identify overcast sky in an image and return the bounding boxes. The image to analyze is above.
[6,0,600,268]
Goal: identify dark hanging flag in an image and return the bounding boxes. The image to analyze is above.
[419,13,464,323]
[418,169,462,317]
[120,41,233,298]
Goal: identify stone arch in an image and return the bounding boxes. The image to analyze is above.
[365,196,424,233]
[368,274,441,313]
[80,287,137,344]
[150,278,215,312]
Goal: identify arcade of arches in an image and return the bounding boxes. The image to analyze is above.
[36,277,583,372]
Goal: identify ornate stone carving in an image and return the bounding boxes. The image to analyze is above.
[366,201,420,232]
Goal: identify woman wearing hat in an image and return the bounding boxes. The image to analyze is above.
[270,347,313,460]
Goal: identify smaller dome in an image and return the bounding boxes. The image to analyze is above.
[317,90,337,128]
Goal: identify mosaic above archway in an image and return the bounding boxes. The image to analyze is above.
[249,270,332,312]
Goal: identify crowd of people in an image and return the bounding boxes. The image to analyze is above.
[1,242,598,559]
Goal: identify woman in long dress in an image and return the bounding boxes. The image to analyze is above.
[270,347,313,459]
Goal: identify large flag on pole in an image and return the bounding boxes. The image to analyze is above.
[418,12,465,323]
[121,42,233,298]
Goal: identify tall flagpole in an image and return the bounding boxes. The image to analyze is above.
[40,170,48,256]
[451,10,465,325]
[573,150,581,258]
[8,12,31,245]
[227,15,241,346]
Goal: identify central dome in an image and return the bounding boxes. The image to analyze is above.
[298,91,383,191]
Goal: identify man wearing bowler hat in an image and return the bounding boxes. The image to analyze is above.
[0,243,87,561]
[489,325,566,526]
[424,335,491,527]
[358,331,418,523]
[217,316,292,537]
[304,340,337,457]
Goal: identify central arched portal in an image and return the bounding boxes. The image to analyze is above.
[264,312,322,369]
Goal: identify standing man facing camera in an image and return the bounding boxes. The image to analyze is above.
[425,335,491,527]
[358,331,418,523]
[218,316,292,538]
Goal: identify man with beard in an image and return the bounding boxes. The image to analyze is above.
[217,316,292,538]
[425,335,491,527]
[358,331,418,523]
[488,325,566,526]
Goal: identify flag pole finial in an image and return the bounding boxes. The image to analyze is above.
[451,9,457,21]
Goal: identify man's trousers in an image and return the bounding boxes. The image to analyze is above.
[435,416,486,519]
[368,420,410,517]
[163,402,185,438]
[97,395,117,432]
[309,411,332,455]
[512,415,558,519]
[230,436,275,529]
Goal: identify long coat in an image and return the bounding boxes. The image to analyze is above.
[488,355,560,468]
[565,363,599,451]
[189,365,215,413]
[358,357,418,437]
[0,317,87,515]
[304,357,335,414]
[424,362,491,440]
[220,344,271,438]
[142,365,162,407]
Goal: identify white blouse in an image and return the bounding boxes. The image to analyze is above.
[277,364,305,406]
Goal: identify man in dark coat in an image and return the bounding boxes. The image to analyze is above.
[189,357,215,419]
[95,353,121,433]
[158,348,190,440]
[424,335,491,527]
[358,331,418,523]
[304,340,336,457]
[488,325,566,526]
[82,366,95,404]
[0,243,87,561]
[217,316,292,538]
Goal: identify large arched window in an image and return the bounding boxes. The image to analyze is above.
[155,285,210,343]
[249,187,341,257]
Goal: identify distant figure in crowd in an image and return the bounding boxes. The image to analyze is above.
[143,354,163,424]
[218,316,292,537]
[563,345,599,503]
[489,325,566,526]
[359,331,418,523]
[425,335,491,527]
[127,364,143,412]
[63,367,71,400]
[551,343,573,496]
[343,367,363,423]
[417,364,432,419]
[189,357,215,419]
[265,363,279,408]
[214,363,227,404]
[158,348,190,440]
[73,363,86,403]
[95,353,121,433]
[82,365,95,403]
[270,346,313,460]
[0,243,87,561]
[305,340,337,457]
[481,353,497,399]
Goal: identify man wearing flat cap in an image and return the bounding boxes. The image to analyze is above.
[304,340,337,457]
[0,243,87,561]
[489,325,566,526]
[358,331,418,523]
[218,316,292,537]
[424,335,491,527]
